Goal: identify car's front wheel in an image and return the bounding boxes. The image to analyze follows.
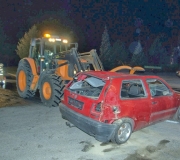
[111,118,133,144]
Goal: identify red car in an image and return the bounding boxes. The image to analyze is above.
[59,71,180,144]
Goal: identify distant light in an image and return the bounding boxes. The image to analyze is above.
[44,34,51,38]
[49,38,55,42]
[56,38,61,41]
[63,39,68,43]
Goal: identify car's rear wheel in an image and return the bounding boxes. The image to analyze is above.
[111,118,133,144]
[39,74,65,107]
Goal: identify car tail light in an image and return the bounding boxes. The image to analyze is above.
[95,103,101,112]
[90,102,102,116]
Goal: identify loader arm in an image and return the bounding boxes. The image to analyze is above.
[78,49,104,71]
[54,48,86,79]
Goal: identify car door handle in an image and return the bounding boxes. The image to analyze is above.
[152,101,157,105]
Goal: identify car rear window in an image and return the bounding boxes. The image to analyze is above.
[68,75,105,99]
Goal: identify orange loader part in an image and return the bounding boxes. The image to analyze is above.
[55,60,73,81]
[110,65,145,74]
[110,65,132,72]
[42,82,52,100]
[23,58,39,91]
[18,70,27,92]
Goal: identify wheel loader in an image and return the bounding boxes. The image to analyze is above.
[16,34,144,107]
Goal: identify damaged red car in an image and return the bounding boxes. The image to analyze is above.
[59,71,180,144]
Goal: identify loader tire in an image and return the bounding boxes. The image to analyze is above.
[16,60,35,98]
[39,74,65,107]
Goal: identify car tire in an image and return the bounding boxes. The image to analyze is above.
[173,107,180,121]
[111,118,133,144]
[16,60,35,98]
[39,74,65,107]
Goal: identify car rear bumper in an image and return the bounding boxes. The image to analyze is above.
[59,103,117,142]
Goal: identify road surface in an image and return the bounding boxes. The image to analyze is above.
[0,72,180,160]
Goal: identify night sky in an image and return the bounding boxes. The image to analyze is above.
[0,0,180,51]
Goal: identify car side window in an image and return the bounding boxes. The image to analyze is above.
[146,79,171,97]
[120,80,146,99]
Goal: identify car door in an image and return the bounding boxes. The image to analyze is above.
[119,79,151,130]
[146,78,174,123]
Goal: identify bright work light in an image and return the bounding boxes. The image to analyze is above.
[44,34,51,38]
[49,38,55,42]
[63,39,68,43]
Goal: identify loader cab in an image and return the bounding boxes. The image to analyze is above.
[29,34,69,74]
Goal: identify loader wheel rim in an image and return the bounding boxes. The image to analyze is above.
[18,70,26,92]
[43,82,52,100]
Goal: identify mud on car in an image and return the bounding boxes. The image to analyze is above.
[59,71,180,144]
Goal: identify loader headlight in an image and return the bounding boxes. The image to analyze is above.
[63,39,68,43]
[55,38,61,41]
[49,38,55,42]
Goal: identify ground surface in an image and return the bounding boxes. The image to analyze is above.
[0,88,28,108]
[0,72,180,160]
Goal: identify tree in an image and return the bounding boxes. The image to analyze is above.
[148,35,168,65]
[109,40,129,69]
[16,25,39,59]
[27,10,86,51]
[130,51,147,67]
[99,25,111,69]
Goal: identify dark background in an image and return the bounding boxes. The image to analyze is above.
[0,0,179,66]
